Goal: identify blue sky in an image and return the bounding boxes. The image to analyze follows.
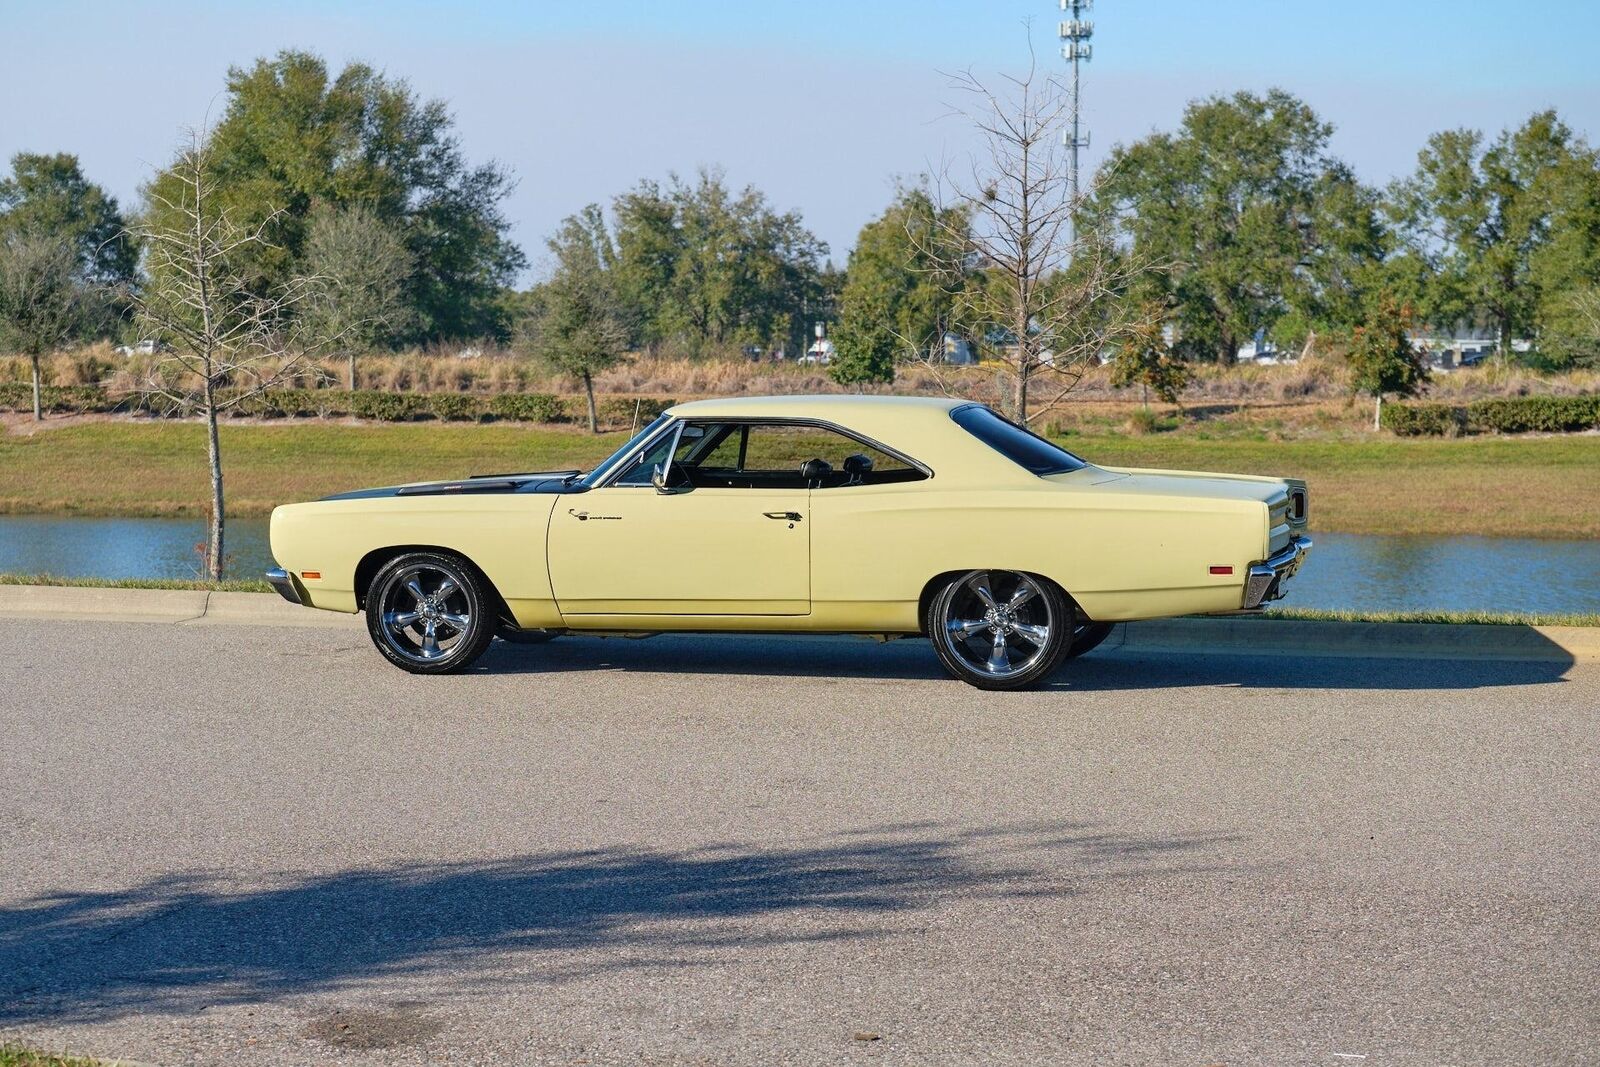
[4,0,1598,278]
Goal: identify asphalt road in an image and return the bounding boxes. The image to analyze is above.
[2,618,1597,1066]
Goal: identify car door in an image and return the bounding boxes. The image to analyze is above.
[546,421,812,616]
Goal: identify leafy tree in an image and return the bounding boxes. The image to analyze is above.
[829,284,897,386]
[519,205,629,433]
[1348,296,1428,430]
[143,50,524,342]
[300,202,414,387]
[612,169,826,357]
[0,152,136,287]
[0,230,84,419]
[1387,110,1599,362]
[1109,311,1189,407]
[1090,89,1383,363]
[829,185,969,387]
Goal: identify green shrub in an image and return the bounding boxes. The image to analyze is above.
[1380,401,1466,436]
[350,390,425,421]
[0,383,115,414]
[488,392,565,423]
[598,395,676,429]
[428,392,484,421]
[1465,394,1600,434]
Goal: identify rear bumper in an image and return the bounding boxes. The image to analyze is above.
[264,567,305,606]
[1243,536,1312,609]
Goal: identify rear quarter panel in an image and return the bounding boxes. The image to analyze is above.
[810,480,1268,628]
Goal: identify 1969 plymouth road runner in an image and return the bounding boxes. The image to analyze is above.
[267,396,1310,689]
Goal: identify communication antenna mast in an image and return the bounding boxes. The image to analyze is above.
[1058,0,1094,210]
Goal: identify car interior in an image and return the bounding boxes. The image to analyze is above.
[616,421,928,490]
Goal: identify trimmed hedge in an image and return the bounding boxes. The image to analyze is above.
[488,392,565,423]
[1380,401,1465,437]
[427,392,484,422]
[599,395,677,428]
[1382,393,1600,436]
[1466,395,1600,434]
[0,382,115,414]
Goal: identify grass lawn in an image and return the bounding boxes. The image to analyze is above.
[2,419,1598,538]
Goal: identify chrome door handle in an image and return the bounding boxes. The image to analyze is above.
[763,511,803,522]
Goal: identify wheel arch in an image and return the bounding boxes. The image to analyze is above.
[354,544,515,625]
[916,568,1085,635]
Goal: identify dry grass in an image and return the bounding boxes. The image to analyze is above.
[8,346,1595,413]
[2,420,1595,538]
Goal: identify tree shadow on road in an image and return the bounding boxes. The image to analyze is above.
[473,632,1572,691]
[0,821,1234,1025]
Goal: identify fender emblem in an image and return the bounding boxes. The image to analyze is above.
[569,509,620,521]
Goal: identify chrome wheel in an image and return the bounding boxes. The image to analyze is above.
[937,570,1058,680]
[376,562,475,664]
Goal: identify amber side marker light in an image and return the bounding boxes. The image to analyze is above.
[1209,565,1233,575]
[301,571,322,581]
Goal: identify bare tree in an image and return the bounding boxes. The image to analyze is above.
[919,52,1157,424]
[127,134,325,580]
[0,230,82,420]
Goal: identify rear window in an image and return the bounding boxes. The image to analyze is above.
[951,405,1086,476]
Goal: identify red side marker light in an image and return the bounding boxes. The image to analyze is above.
[1209,565,1233,575]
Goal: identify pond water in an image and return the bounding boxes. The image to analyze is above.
[0,516,1595,616]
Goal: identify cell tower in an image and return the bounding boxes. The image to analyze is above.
[1058,0,1093,207]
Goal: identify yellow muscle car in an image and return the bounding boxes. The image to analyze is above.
[266,395,1310,689]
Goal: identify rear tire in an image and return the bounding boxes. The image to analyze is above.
[927,570,1073,690]
[365,552,497,674]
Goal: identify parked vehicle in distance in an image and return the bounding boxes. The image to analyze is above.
[266,396,1311,689]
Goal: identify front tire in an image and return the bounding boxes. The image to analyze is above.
[365,552,497,674]
[928,570,1073,690]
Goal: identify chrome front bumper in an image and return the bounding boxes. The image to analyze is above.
[1243,536,1312,609]
[264,567,305,606]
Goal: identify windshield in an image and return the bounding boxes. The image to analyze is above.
[576,414,673,488]
[950,404,1086,476]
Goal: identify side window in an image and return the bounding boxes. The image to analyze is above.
[687,423,925,489]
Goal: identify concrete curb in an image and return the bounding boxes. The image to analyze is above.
[1,585,1595,662]
[0,585,357,628]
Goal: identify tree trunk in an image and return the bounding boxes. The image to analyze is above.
[1374,393,1383,432]
[1013,362,1029,424]
[348,352,357,391]
[1496,317,1511,367]
[203,381,225,582]
[30,353,42,421]
[583,370,598,434]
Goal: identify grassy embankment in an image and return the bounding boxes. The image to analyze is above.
[2,420,1597,538]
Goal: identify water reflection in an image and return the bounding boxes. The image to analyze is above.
[0,517,1595,615]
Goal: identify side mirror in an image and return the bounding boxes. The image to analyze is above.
[652,463,687,494]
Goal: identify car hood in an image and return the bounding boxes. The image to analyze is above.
[320,471,583,502]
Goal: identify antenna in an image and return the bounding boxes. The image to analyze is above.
[1058,0,1094,212]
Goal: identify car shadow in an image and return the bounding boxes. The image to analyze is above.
[0,820,1234,1026]
[471,631,1573,691]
